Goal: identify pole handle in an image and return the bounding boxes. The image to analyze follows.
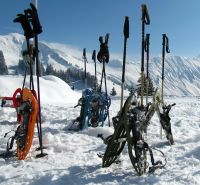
[162,34,170,53]
[144,33,150,52]
[83,48,86,58]
[92,50,96,61]
[13,14,34,39]
[124,16,129,39]
[142,4,150,25]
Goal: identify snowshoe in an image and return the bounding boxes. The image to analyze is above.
[124,100,148,175]
[102,94,133,168]
[157,103,176,145]
[1,88,38,160]
[73,88,111,130]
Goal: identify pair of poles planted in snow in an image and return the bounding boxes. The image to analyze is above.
[120,5,151,110]
[14,3,47,158]
[120,5,150,110]
[140,4,150,108]
[138,4,171,109]
[82,49,97,90]
[97,33,111,127]
[82,41,111,126]
[141,5,171,138]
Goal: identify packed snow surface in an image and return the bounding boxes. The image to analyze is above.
[0,75,200,185]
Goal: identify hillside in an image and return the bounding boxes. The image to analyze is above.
[0,33,200,96]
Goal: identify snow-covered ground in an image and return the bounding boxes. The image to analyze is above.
[0,75,200,185]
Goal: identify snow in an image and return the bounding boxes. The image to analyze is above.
[0,75,81,105]
[0,75,200,185]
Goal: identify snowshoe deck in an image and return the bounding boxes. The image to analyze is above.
[17,88,38,160]
[102,94,133,168]
[157,105,174,145]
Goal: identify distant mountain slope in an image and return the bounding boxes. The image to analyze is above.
[0,33,200,96]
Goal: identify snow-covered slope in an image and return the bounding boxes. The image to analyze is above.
[0,33,24,67]
[1,33,200,96]
[0,75,81,105]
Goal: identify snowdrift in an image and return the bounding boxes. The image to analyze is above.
[0,75,81,105]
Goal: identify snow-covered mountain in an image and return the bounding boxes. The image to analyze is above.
[1,33,200,96]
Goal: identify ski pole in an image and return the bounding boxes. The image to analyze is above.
[120,16,129,111]
[145,33,150,105]
[83,48,87,88]
[27,3,47,157]
[92,50,97,90]
[97,33,111,126]
[140,4,150,107]
[161,34,170,104]
[160,34,170,139]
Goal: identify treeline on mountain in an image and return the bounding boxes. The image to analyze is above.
[0,50,8,75]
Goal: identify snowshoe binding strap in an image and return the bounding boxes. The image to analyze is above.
[143,143,167,174]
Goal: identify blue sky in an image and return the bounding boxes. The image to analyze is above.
[0,0,200,59]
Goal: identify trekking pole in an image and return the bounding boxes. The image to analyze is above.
[97,33,111,127]
[120,16,129,111]
[13,12,35,91]
[92,50,97,90]
[161,34,170,104]
[83,48,87,88]
[145,33,150,105]
[140,4,150,107]
[160,34,170,139]
[14,5,43,156]
[26,3,47,157]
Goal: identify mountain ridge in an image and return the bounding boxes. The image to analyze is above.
[0,33,200,96]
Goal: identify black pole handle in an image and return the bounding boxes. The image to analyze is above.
[144,33,150,52]
[166,36,170,53]
[105,33,109,44]
[162,34,170,81]
[142,4,150,25]
[83,48,87,79]
[83,48,86,58]
[124,16,129,39]
[92,50,96,61]
[145,33,150,79]
[24,3,42,35]
[162,34,170,53]
[122,16,129,83]
[13,14,34,39]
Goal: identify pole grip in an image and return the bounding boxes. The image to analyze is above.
[144,33,150,52]
[13,14,34,39]
[83,48,86,58]
[92,50,96,61]
[124,16,129,39]
[162,34,170,53]
[142,4,150,25]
